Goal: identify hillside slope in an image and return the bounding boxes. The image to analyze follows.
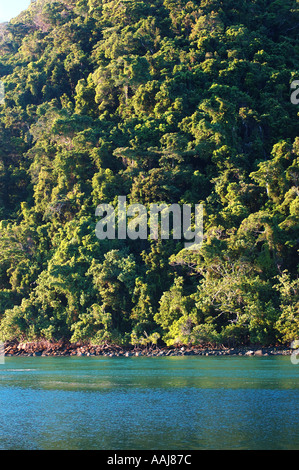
[0,0,298,347]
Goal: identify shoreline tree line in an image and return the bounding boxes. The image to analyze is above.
[0,0,298,348]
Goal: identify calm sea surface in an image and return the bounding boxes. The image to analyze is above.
[0,355,298,450]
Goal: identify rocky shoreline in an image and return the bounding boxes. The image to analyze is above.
[3,340,294,358]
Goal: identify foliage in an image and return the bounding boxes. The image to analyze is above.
[0,0,298,347]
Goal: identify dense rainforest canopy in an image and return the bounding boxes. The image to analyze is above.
[0,0,298,348]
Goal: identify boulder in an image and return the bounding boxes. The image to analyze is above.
[254,349,263,356]
[245,350,254,356]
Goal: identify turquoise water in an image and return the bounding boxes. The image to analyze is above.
[0,355,298,450]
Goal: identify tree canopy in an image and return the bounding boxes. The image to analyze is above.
[0,0,298,348]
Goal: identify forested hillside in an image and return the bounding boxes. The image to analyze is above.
[0,0,298,348]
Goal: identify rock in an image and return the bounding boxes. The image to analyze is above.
[245,350,254,356]
[254,349,263,356]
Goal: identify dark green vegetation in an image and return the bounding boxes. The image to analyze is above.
[0,0,298,348]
